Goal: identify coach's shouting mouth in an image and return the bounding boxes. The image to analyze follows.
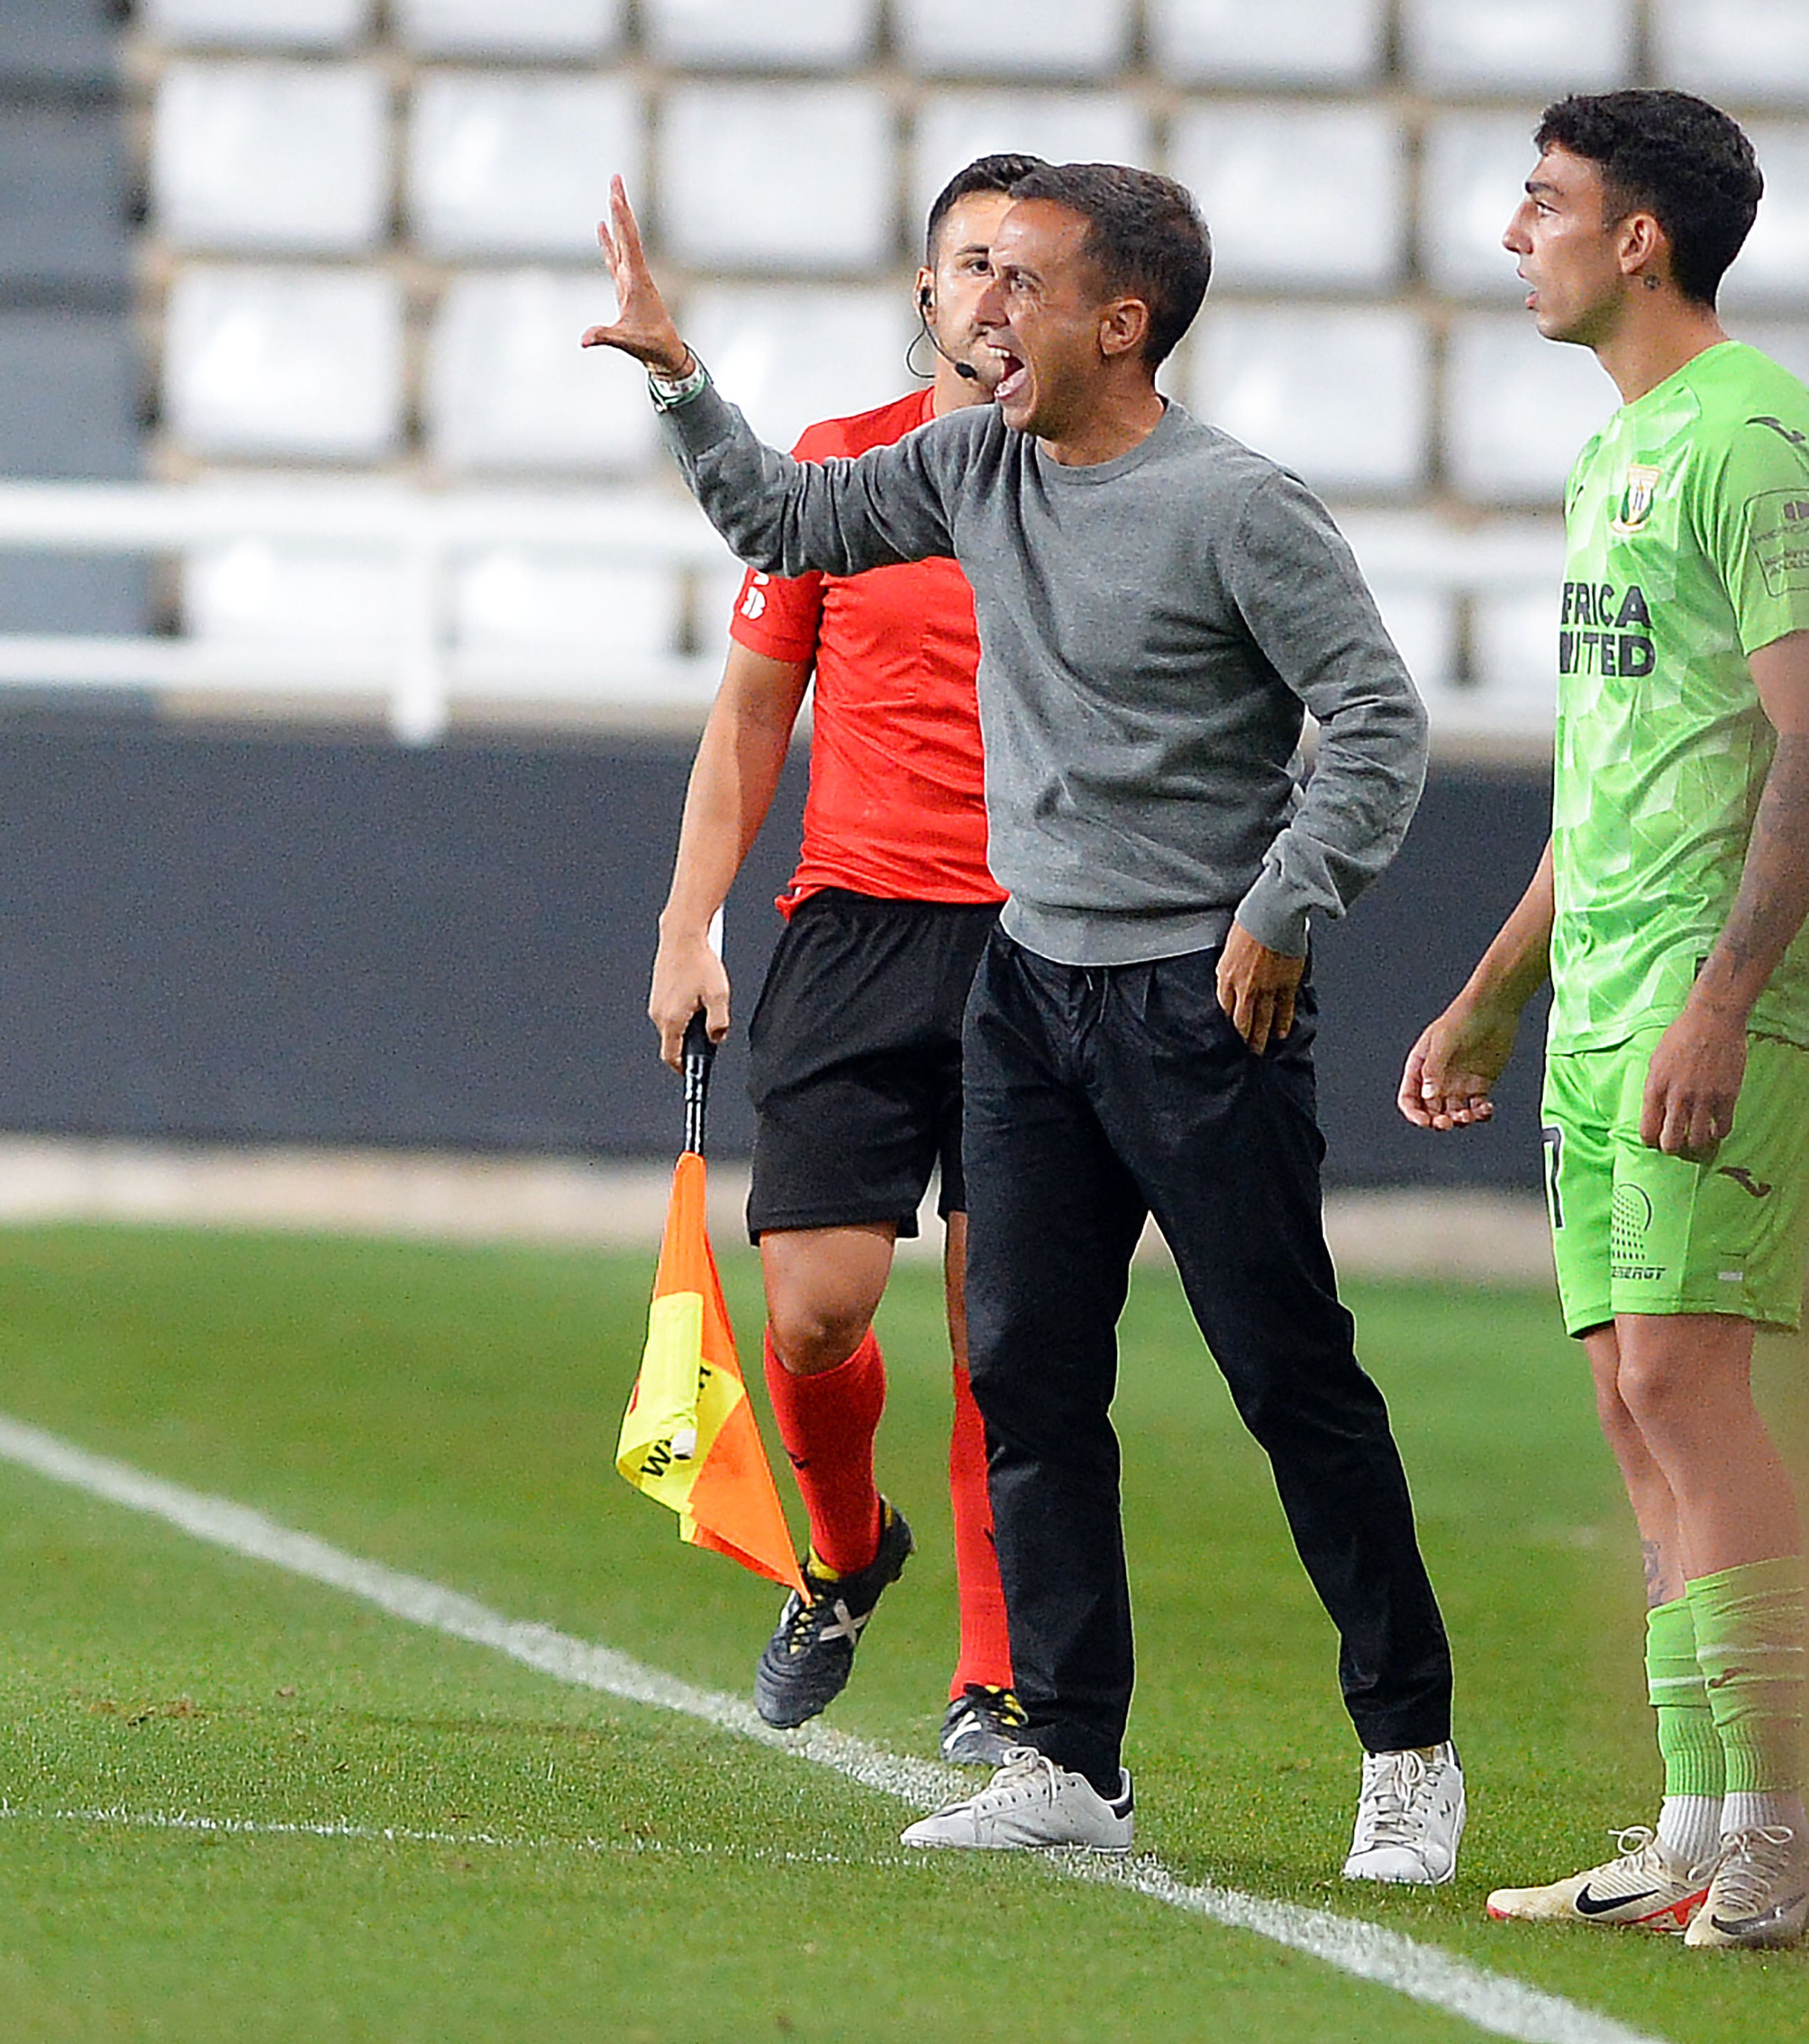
[974,200,1163,465]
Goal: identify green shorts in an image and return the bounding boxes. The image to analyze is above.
[1542,1027,1809,1337]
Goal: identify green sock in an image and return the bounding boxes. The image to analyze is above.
[1647,1595,1724,1799]
[1689,1557,1807,1796]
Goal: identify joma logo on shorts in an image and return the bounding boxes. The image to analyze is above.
[1717,1166,1774,1199]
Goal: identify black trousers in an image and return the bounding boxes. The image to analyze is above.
[961,930,1453,1788]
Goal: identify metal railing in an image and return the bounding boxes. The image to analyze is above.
[0,480,741,743]
[0,480,1565,745]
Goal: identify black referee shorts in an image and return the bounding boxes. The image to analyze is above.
[745,888,999,1241]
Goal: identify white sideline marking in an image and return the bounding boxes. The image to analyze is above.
[0,1411,1668,2044]
[0,1805,901,1868]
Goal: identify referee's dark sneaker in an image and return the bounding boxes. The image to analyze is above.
[755,1501,914,1729]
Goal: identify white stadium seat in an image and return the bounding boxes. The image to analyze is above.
[163,266,405,460]
[658,84,892,273]
[1191,306,1430,496]
[1367,586,1458,700]
[1720,124,1809,311]
[909,92,1152,230]
[1170,104,1406,292]
[153,61,389,255]
[893,0,1134,81]
[1653,0,1809,109]
[143,0,372,48]
[1400,0,1635,93]
[682,284,910,451]
[1444,314,1615,508]
[1146,0,1386,87]
[1419,112,1541,302]
[183,534,405,647]
[1471,588,1561,731]
[408,74,640,260]
[424,271,660,475]
[454,549,682,662]
[393,0,626,57]
[642,0,878,71]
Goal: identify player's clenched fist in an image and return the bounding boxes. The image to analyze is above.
[581,175,691,377]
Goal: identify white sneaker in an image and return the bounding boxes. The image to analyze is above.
[1486,1825,1709,1932]
[900,1745,1134,1853]
[1683,1825,1809,1949]
[1343,1740,1465,1885]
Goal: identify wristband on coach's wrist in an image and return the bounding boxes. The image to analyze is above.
[647,351,709,412]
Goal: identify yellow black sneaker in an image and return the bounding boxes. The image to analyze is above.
[940,1685,1028,1766]
[754,1501,913,1730]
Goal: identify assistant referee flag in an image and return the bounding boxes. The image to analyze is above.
[616,1134,803,1591]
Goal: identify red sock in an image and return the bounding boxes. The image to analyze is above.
[948,1363,1012,1696]
[763,1328,885,1577]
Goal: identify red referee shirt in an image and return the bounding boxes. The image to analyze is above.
[727,388,1003,915]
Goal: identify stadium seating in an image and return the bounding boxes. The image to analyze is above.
[1419,112,1544,301]
[909,92,1152,226]
[453,549,682,664]
[154,61,389,254]
[1190,307,1429,495]
[642,0,878,71]
[1145,0,1386,86]
[680,285,909,449]
[425,271,659,473]
[1652,0,1809,107]
[395,0,625,57]
[893,0,1134,80]
[407,73,642,259]
[1720,123,1809,307]
[1399,0,1636,93]
[163,267,405,460]
[95,2,1809,724]
[657,84,892,272]
[1169,103,1406,291]
[144,0,374,51]
[1444,315,1617,506]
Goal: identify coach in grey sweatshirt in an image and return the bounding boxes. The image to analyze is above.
[585,161,1460,1881]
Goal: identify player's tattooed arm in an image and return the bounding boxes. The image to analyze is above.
[1398,840,1554,1130]
[1642,631,1809,1160]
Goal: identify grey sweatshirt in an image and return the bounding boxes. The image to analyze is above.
[664,382,1427,965]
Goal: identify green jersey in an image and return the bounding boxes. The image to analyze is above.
[1550,340,1809,1052]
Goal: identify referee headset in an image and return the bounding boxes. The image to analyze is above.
[909,282,979,383]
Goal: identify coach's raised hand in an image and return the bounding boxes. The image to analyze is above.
[581,176,691,377]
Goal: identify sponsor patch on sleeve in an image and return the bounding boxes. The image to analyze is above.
[1749,489,1809,597]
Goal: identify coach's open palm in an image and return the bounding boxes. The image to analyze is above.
[581,177,690,375]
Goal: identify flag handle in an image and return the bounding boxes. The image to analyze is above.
[682,1010,715,1157]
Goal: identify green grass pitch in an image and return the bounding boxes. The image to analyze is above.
[0,1222,1803,2041]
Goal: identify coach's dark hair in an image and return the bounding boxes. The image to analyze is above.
[1006,162,1210,366]
[924,152,1048,261]
[1534,91,1761,306]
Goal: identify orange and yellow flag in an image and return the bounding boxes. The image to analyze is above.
[616,1150,803,1591]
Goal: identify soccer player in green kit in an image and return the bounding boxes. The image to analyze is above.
[1402,91,1809,1948]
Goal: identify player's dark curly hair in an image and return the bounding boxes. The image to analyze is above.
[1534,91,1762,307]
[1006,162,1211,366]
[924,153,1048,262]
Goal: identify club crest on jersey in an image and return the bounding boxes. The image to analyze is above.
[1610,464,1662,534]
